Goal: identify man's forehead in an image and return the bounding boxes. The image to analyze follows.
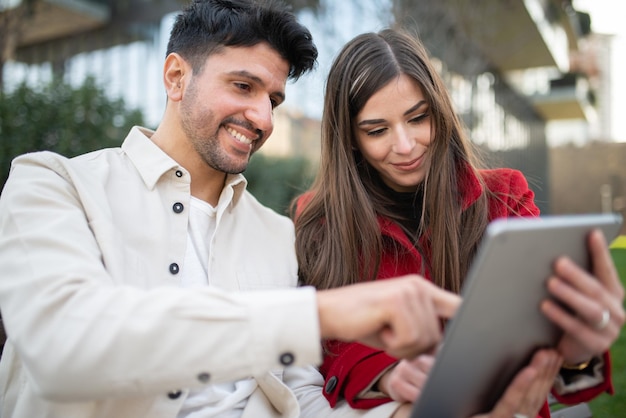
[206,44,289,85]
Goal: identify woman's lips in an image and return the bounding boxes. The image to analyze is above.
[393,155,424,171]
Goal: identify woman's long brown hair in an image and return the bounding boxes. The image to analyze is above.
[293,29,490,294]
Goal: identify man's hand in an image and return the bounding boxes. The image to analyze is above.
[316,275,461,359]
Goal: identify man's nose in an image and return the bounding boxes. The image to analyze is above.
[244,96,274,135]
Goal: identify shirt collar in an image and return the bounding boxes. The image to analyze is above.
[222,173,247,208]
[122,126,180,190]
[121,126,248,207]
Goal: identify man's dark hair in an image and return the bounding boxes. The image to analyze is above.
[167,0,318,80]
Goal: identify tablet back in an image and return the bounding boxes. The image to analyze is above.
[411,213,623,418]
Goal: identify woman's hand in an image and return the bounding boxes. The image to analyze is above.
[390,349,562,418]
[378,355,435,403]
[472,349,562,418]
[390,403,412,418]
[541,229,625,365]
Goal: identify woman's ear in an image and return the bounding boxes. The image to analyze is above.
[163,53,188,102]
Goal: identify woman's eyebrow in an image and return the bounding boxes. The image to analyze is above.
[357,118,385,127]
[357,100,428,127]
[403,100,427,116]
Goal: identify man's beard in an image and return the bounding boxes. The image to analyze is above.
[180,98,254,174]
[194,134,253,175]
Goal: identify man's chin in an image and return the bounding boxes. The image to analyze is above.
[221,161,249,175]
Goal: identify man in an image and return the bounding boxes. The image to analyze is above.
[0,1,460,417]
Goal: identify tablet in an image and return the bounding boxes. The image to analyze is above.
[411,213,623,418]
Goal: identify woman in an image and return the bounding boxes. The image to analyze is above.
[293,28,625,417]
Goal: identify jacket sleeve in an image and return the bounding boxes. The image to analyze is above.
[551,352,613,404]
[318,340,398,409]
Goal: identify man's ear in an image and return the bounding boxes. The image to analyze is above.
[163,53,188,102]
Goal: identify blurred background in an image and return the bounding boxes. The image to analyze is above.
[0,0,625,414]
[1,0,626,222]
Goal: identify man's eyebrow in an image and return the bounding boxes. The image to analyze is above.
[228,70,286,102]
[357,100,428,127]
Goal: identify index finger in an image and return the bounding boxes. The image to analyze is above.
[429,284,462,319]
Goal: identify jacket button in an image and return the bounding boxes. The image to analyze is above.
[325,376,338,394]
[197,372,211,383]
[169,263,180,274]
[167,390,182,399]
[279,352,295,366]
[175,170,183,178]
[172,202,184,213]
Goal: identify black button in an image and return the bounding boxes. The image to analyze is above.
[167,390,182,399]
[172,202,184,213]
[325,376,338,394]
[169,263,180,274]
[279,352,295,366]
[197,372,211,383]
[175,170,183,178]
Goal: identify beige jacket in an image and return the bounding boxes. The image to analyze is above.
[0,127,330,418]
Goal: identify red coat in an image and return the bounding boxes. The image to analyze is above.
[304,168,613,416]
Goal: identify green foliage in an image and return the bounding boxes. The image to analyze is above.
[244,153,314,216]
[0,76,144,188]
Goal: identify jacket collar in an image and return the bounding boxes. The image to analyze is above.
[121,126,247,207]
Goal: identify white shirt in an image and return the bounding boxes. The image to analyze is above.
[179,197,252,418]
[181,197,217,289]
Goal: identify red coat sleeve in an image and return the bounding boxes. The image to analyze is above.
[320,340,397,408]
[551,351,614,404]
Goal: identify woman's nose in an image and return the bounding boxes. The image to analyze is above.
[393,128,415,154]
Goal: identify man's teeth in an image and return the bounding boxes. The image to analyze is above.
[227,127,253,145]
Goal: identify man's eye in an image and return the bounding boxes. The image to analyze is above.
[235,83,251,91]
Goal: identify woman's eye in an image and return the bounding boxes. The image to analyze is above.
[367,128,386,137]
[410,112,429,124]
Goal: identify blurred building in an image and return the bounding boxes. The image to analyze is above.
[268,107,321,165]
[2,0,620,216]
[546,32,615,146]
